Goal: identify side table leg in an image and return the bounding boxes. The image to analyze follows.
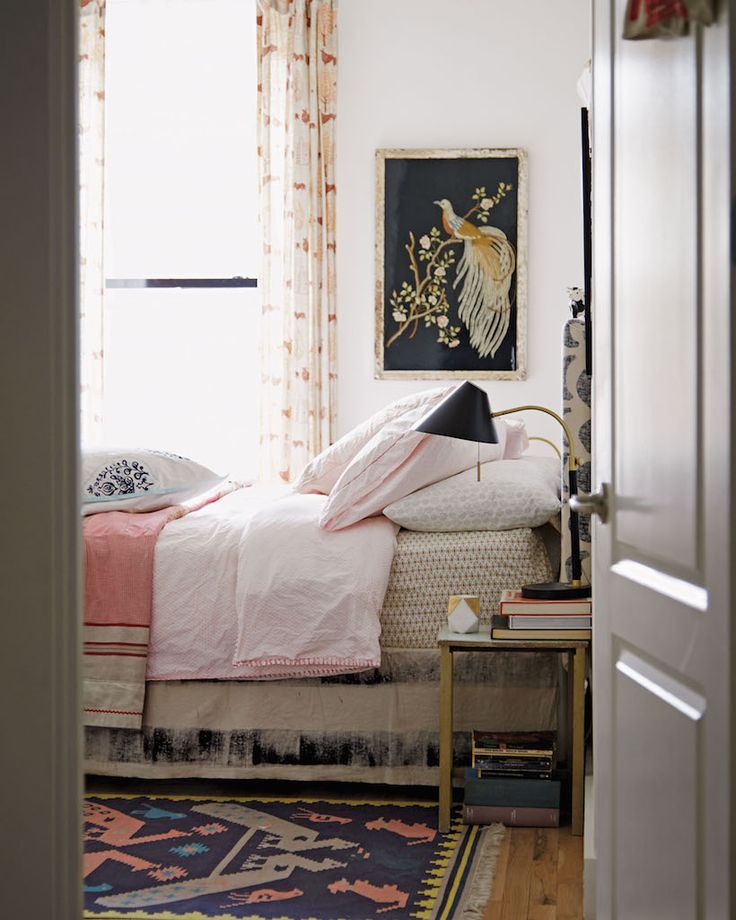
[571,645,587,836]
[438,645,453,833]
[566,651,573,768]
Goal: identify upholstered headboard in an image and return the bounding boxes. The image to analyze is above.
[562,318,592,585]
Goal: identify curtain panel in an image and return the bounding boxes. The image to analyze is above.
[79,0,106,444]
[257,0,337,482]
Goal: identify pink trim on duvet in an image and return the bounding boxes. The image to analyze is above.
[229,656,381,680]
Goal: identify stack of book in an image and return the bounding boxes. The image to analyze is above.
[470,730,555,780]
[463,773,561,827]
[491,589,592,639]
[464,730,561,827]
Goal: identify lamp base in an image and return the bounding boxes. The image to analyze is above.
[521,581,592,600]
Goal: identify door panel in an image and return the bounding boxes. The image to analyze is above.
[614,11,700,578]
[614,647,703,920]
[593,2,733,916]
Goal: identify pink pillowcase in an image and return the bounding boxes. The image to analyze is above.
[320,407,528,531]
[293,386,456,495]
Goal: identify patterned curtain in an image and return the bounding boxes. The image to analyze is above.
[257,0,337,482]
[79,0,106,444]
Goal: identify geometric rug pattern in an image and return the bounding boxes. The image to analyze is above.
[83,794,501,919]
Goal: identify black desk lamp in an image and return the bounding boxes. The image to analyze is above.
[412,381,591,600]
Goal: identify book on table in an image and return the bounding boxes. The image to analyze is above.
[509,614,592,629]
[491,614,591,640]
[499,589,592,616]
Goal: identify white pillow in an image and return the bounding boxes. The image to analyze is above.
[81,448,225,515]
[383,455,561,532]
[293,386,456,495]
[319,405,528,531]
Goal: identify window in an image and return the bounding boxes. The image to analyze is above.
[104,0,259,480]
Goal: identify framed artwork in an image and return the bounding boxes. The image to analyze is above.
[375,148,527,380]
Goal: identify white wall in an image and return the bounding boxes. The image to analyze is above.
[336,0,591,447]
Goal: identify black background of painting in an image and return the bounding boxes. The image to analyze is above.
[382,155,519,372]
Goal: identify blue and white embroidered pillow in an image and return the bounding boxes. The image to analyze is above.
[81,448,225,515]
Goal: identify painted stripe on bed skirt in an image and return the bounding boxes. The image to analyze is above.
[84,690,558,781]
[85,726,493,769]
[85,648,561,781]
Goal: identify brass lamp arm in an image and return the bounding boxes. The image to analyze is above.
[528,436,562,460]
[491,404,578,471]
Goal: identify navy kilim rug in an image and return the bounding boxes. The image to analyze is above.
[83,794,503,919]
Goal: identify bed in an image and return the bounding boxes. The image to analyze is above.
[84,328,588,786]
[84,499,560,784]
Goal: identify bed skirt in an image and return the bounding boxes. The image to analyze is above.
[85,648,560,785]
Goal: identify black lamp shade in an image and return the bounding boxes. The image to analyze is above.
[412,381,498,444]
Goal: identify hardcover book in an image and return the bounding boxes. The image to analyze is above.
[472,730,556,751]
[471,747,554,758]
[471,764,553,779]
[462,804,560,827]
[499,589,592,616]
[472,755,552,770]
[509,614,592,629]
[463,771,561,808]
[491,615,591,640]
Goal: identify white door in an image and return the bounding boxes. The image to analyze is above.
[589,3,733,917]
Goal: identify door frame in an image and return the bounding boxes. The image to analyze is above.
[0,2,81,917]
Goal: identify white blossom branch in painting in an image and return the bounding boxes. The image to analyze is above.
[386,181,513,354]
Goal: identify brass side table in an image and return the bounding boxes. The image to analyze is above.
[437,626,589,835]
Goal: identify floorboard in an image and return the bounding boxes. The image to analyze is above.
[555,828,584,920]
[484,826,583,920]
[527,827,559,919]
[499,827,535,920]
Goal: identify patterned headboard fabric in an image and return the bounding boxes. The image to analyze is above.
[562,318,592,585]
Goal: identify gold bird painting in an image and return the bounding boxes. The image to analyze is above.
[433,198,516,359]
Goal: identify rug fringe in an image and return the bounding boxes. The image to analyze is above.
[461,822,506,918]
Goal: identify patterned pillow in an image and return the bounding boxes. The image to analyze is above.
[383,455,561,532]
[81,448,224,515]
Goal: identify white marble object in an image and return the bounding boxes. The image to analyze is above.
[447,595,480,633]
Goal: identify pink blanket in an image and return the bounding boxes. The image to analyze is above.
[232,492,398,678]
[83,483,238,729]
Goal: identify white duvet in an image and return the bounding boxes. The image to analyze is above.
[147,485,399,680]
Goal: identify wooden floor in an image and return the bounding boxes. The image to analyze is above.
[484,825,583,920]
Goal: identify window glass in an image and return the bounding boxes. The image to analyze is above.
[103,0,260,480]
[104,289,260,480]
[105,0,258,278]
